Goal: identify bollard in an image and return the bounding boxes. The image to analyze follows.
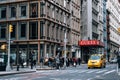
[17,64,19,71]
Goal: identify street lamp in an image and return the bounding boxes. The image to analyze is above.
[6,24,13,71]
[64,30,67,68]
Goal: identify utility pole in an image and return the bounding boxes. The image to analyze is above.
[6,24,13,71]
[64,30,67,68]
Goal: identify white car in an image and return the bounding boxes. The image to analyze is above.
[110,58,117,63]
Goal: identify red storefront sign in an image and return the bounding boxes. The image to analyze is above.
[78,40,104,47]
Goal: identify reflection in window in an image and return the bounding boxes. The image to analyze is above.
[30,3,38,18]
[21,6,26,17]
[0,7,6,18]
[11,7,16,17]
[0,24,6,39]
[29,22,38,39]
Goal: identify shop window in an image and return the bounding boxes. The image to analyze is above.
[0,7,6,19]
[29,22,38,39]
[30,3,38,18]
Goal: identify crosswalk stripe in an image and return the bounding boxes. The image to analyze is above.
[78,70,88,73]
[103,69,116,75]
[86,70,98,73]
[96,70,107,73]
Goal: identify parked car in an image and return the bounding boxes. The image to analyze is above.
[110,58,117,63]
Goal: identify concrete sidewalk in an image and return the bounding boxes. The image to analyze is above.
[0,67,36,76]
[0,66,53,76]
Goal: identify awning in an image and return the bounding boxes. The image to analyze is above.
[78,40,104,47]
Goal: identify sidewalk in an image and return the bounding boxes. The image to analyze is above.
[0,65,53,76]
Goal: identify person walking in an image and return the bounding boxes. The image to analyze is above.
[78,58,81,65]
[117,55,120,68]
[40,57,44,68]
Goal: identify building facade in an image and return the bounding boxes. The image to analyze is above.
[106,0,120,59]
[0,0,81,65]
[102,0,107,59]
[80,0,104,63]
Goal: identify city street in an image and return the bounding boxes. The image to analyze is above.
[0,64,120,80]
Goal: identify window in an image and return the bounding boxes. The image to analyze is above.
[40,2,45,17]
[0,7,6,18]
[47,25,50,39]
[20,23,26,38]
[0,24,6,39]
[21,6,26,17]
[40,21,44,39]
[56,25,58,40]
[29,22,38,39]
[11,7,16,17]
[30,3,38,18]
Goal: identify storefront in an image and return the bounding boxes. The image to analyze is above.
[79,40,104,63]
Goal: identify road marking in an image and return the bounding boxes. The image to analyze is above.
[78,70,88,73]
[103,69,116,75]
[86,70,97,73]
[96,70,107,73]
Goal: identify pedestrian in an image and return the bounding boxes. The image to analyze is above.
[55,57,60,69]
[40,57,44,68]
[30,51,34,69]
[78,58,81,65]
[19,57,24,68]
[117,55,120,68]
[10,57,14,69]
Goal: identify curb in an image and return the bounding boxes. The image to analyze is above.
[0,70,36,76]
[36,68,55,70]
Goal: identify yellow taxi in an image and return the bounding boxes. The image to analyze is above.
[87,54,106,69]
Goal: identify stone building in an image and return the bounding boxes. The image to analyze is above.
[0,0,81,65]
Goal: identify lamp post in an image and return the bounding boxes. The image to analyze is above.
[64,30,67,68]
[6,24,13,71]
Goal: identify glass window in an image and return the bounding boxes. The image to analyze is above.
[40,21,44,39]
[11,7,16,17]
[20,23,26,38]
[0,7,6,18]
[47,24,50,39]
[30,3,38,18]
[0,24,6,39]
[40,2,45,17]
[29,22,38,39]
[21,6,26,17]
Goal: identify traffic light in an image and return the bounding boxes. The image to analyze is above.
[0,44,6,50]
[9,24,13,32]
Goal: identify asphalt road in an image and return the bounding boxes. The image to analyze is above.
[0,64,120,80]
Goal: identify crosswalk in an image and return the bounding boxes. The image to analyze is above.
[37,68,117,75]
[0,67,118,80]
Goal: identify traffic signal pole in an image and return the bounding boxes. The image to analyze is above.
[6,25,12,71]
